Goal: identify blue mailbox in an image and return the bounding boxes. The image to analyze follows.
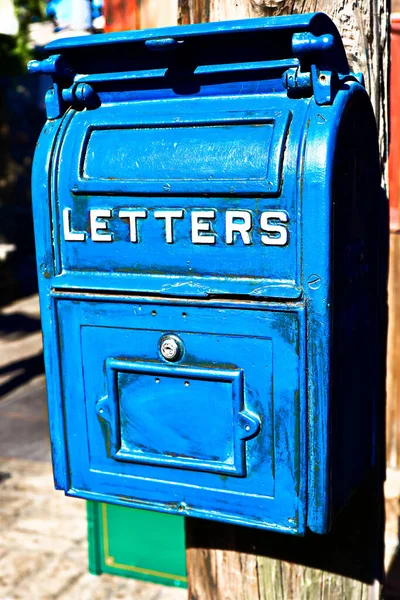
[29,13,385,535]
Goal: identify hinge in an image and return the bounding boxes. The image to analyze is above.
[282,32,364,105]
[28,54,74,119]
[62,83,99,110]
[28,55,98,118]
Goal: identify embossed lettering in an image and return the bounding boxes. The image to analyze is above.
[90,209,113,242]
[260,211,289,246]
[226,210,252,245]
[154,210,184,243]
[63,208,86,242]
[62,208,290,247]
[191,210,216,245]
[119,209,147,243]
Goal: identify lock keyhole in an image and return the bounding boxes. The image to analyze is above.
[159,334,184,362]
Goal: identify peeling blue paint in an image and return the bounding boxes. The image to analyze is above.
[30,14,386,535]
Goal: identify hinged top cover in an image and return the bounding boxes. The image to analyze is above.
[29,12,359,114]
[28,13,364,300]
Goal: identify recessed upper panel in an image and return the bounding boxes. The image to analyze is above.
[77,111,290,196]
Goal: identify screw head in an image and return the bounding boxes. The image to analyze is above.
[307,274,321,290]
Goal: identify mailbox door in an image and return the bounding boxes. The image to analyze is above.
[56,296,306,534]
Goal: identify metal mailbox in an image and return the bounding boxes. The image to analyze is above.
[29,13,385,535]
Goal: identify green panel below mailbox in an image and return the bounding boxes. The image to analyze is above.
[87,501,187,588]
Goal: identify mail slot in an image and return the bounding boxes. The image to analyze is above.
[29,13,386,535]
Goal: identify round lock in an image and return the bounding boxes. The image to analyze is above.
[159,335,184,362]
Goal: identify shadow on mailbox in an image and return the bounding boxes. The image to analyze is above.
[28,12,388,582]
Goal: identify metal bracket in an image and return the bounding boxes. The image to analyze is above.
[237,410,261,440]
[95,395,111,422]
[282,32,364,105]
[28,54,76,119]
[42,82,65,120]
[28,55,99,117]
[27,54,74,77]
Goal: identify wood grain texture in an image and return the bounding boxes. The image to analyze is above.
[178,0,210,25]
[387,9,400,468]
[186,524,382,600]
[186,547,259,599]
[257,560,378,600]
[180,1,389,599]
[186,468,397,599]
[186,469,386,598]
[186,538,382,599]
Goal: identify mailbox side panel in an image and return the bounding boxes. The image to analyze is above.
[330,88,387,517]
[303,83,386,533]
[301,96,335,534]
[31,112,74,490]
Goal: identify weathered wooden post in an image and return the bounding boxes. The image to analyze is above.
[388,4,400,470]
[179,2,390,598]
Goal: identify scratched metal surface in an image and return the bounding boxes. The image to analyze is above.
[28,13,385,535]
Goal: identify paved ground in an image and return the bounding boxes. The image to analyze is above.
[0,295,186,600]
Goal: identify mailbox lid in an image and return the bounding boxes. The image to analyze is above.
[55,296,307,533]
[32,12,356,299]
[52,94,305,299]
